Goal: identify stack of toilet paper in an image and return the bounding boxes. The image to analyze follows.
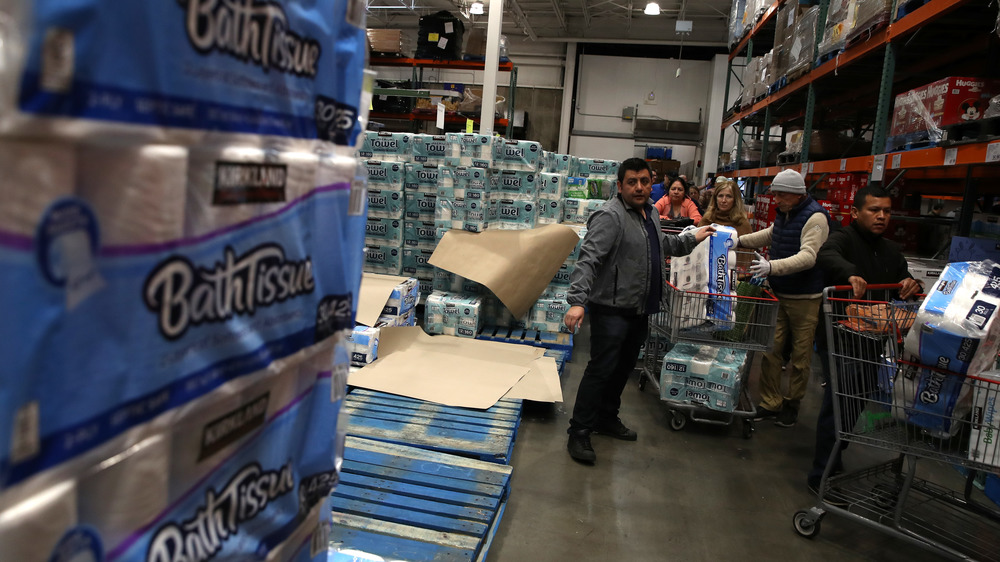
[669,225,739,330]
[412,134,458,164]
[348,326,381,367]
[660,344,749,413]
[893,261,1000,438]
[0,1,366,557]
[446,133,495,169]
[360,131,413,161]
[425,291,484,338]
[381,277,420,316]
[537,173,565,225]
[376,306,417,328]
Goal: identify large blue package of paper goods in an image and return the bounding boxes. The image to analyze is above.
[0,0,366,145]
[669,225,739,330]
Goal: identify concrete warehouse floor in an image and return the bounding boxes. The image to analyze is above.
[487,318,968,561]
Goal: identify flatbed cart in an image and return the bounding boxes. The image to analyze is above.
[793,285,1000,561]
[638,246,779,439]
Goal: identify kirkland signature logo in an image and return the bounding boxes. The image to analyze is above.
[178,0,321,77]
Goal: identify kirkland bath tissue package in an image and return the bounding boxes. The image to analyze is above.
[0,153,364,495]
[490,169,539,200]
[348,325,380,366]
[669,225,739,329]
[493,139,543,171]
[359,132,412,161]
[380,277,420,316]
[0,0,366,145]
[0,320,350,562]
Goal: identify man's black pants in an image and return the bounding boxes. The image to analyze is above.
[569,307,648,432]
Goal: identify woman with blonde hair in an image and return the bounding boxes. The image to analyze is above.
[700,177,752,272]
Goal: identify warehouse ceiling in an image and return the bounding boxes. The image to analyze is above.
[365,0,733,46]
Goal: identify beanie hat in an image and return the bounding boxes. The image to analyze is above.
[769,169,807,194]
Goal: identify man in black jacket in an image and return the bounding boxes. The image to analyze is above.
[808,184,921,498]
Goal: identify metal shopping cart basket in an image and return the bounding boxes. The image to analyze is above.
[792,285,1000,561]
[638,246,779,438]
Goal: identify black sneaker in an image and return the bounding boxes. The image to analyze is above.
[807,479,850,508]
[567,430,596,463]
[594,418,638,441]
[753,405,780,421]
[775,408,798,428]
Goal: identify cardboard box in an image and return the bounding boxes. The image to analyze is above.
[465,28,487,58]
[890,77,1000,138]
[367,29,411,55]
[647,159,681,180]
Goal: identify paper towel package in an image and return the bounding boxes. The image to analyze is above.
[404,220,439,249]
[0,0,365,146]
[565,225,587,262]
[348,326,380,366]
[404,163,442,193]
[432,268,483,295]
[402,248,435,280]
[365,217,404,246]
[367,188,405,219]
[494,199,538,230]
[463,197,495,233]
[543,152,575,174]
[360,132,413,161]
[493,139,543,171]
[551,261,576,286]
[564,176,589,199]
[0,159,363,492]
[539,173,566,199]
[538,199,564,225]
[575,158,621,178]
[445,133,494,168]
[968,370,1000,467]
[490,169,539,200]
[435,197,467,230]
[381,277,420,316]
[563,198,604,225]
[439,166,488,199]
[364,245,403,275]
[405,191,438,221]
[365,160,406,190]
[531,298,573,333]
[412,134,458,163]
[424,291,483,337]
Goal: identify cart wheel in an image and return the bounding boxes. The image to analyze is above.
[742,419,754,439]
[793,510,821,538]
[669,412,687,431]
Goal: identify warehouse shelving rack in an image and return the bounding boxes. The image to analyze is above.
[719,0,1000,238]
[369,56,517,135]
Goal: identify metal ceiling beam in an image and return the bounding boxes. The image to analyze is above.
[550,0,567,29]
[508,0,538,40]
[627,0,632,30]
[581,0,592,27]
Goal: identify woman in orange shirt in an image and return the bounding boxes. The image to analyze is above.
[654,176,702,224]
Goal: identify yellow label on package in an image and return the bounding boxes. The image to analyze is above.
[466,119,474,133]
[429,33,440,41]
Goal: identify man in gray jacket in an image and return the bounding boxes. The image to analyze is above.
[564,158,714,463]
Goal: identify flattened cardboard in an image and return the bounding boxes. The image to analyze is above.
[503,356,563,402]
[357,272,411,327]
[348,326,550,408]
[429,224,579,318]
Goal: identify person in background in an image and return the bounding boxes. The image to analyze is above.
[564,158,715,464]
[654,175,702,224]
[808,184,920,500]
[650,170,665,203]
[688,184,705,215]
[738,169,830,428]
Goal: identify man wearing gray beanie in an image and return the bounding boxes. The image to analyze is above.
[739,169,830,428]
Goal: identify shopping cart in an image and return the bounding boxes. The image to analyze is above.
[792,285,1000,561]
[638,247,779,438]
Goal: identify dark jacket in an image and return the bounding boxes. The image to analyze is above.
[568,194,697,314]
[818,221,913,286]
[770,196,829,295]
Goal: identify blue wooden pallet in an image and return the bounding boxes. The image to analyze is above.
[767,75,788,96]
[344,388,523,463]
[815,49,841,67]
[330,436,513,562]
[885,132,939,153]
[477,325,574,362]
[896,0,931,20]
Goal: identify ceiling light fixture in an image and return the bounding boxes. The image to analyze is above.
[470,1,484,14]
[644,1,660,15]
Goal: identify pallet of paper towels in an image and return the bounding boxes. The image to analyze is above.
[669,225,739,330]
[891,261,1000,440]
[660,343,749,413]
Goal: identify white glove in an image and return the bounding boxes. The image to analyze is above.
[749,251,771,278]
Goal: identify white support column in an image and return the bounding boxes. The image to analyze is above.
[479,0,505,135]
[558,41,576,153]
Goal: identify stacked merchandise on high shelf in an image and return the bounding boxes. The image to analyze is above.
[886,77,1000,152]
[0,1,367,560]
[816,0,895,63]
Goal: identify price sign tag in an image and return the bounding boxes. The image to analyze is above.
[466,119,474,133]
[944,148,958,166]
[987,142,1000,163]
[840,158,847,171]
[871,154,886,181]
[891,153,902,169]
[436,103,445,129]
[808,162,814,173]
